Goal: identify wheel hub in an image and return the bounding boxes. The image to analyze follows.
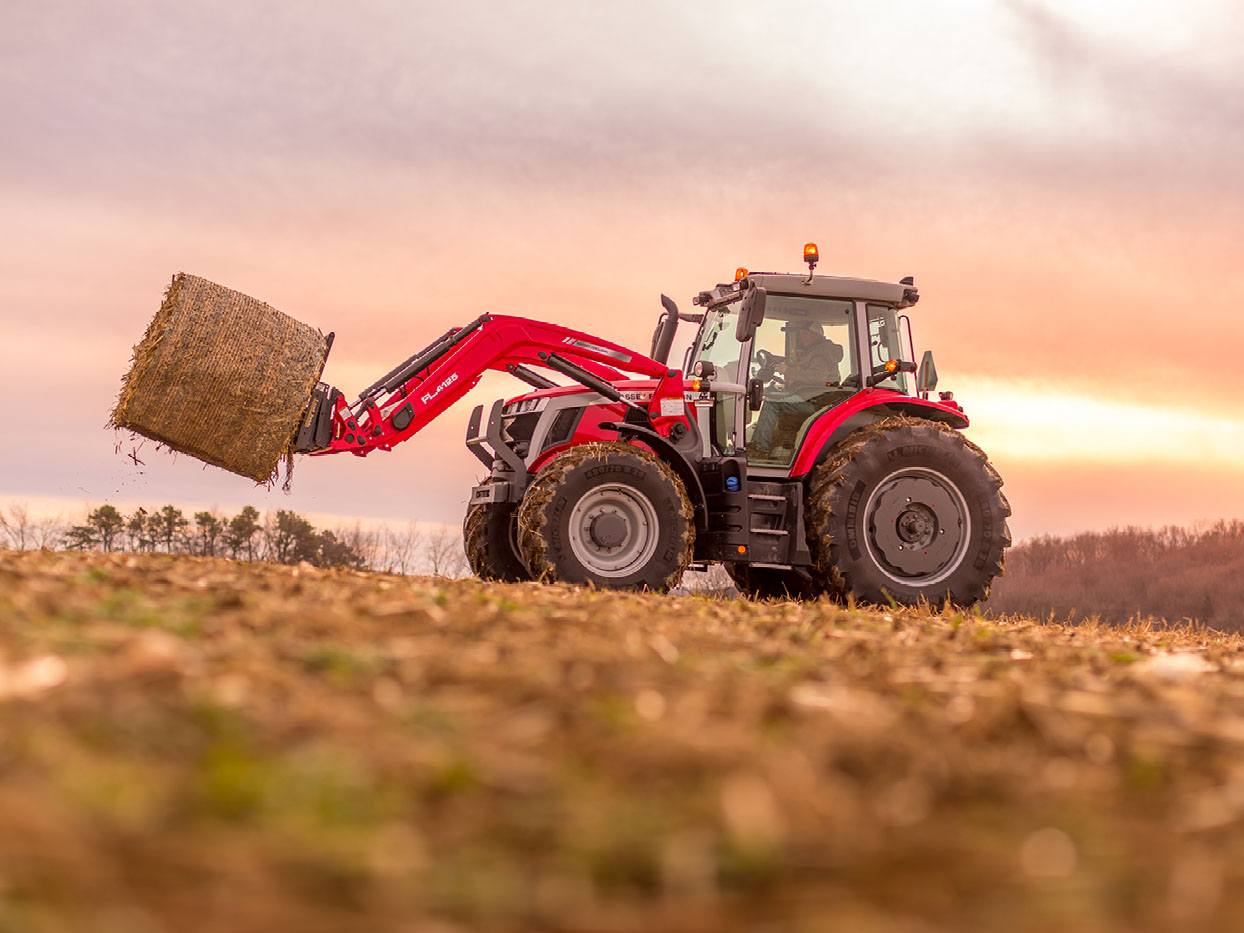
[865,469,970,584]
[588,512,628,548]
[567,484,660,578]
[896,503,937,547]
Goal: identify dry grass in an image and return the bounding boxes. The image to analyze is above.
[3,549,1244,931]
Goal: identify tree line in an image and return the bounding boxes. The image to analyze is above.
[0,502,468,576]
[984,520,1244,631]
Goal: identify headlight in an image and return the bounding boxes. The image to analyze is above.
[503,397,548,415]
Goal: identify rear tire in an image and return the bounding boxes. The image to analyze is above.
[807,417,1010,607]
[518,443,693,591]
[464,503,530,582]
[724,564,823,601]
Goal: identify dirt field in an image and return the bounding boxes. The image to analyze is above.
[3,550,1244,932]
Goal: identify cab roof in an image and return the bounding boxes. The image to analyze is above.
[729,272,916,307]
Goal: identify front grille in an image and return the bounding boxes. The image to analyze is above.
[502,412,540,446]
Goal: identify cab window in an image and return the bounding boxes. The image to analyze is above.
[745,296,858,467]
[867,304,910,394]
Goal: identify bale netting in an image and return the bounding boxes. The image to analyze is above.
[111,273,330,484]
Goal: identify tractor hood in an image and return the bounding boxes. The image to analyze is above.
[503,378,668,410]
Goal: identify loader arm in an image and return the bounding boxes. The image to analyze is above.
[301,314,682,457]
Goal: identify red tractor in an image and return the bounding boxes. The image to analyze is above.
[297,244,1010,604]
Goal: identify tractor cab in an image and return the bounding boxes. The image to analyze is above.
[680,249,924,471]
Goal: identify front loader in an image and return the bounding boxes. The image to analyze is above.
[297,244,1010,605]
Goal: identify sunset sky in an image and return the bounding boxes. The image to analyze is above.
[2,0,1242,540]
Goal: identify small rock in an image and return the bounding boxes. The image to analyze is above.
[0,655,68,698]
[1021,827,1077,878]
[1136,652,1215,681]
[635,689,666,721]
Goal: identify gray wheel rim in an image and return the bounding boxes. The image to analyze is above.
[567,483,660,578]
[862,467,971,587]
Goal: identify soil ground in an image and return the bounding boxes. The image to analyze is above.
[3,549,1244,932]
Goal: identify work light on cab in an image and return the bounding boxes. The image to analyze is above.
[734,267,749,282]
[803,242,818,283]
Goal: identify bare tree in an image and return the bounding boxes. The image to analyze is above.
[335,522,380,570]
[0,503,33,550]
[424,524,468,578]
[384,522,423,575]
[31,515,63,550]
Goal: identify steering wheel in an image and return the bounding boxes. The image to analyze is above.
[746,348,786,388]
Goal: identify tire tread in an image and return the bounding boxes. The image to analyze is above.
[806,416,1011,606]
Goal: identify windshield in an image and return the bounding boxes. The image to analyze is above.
[690,306,744,383]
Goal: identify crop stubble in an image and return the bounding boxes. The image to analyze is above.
[1,549,1244,931]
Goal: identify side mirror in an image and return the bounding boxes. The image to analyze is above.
[917,350,939,397]
[747,377,764,412]
[735,285,767,343]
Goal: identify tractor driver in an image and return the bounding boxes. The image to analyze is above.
[750,318,845,461]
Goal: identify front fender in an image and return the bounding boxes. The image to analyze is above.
[789,390,969,478]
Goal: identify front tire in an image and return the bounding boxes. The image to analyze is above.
[807,417,1010,607]
[464,503,530,582]
[518,443,693,591]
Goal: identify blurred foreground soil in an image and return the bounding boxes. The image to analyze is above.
[3,549,1244,932]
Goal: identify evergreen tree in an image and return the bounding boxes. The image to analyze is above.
[194,511,223,557]
[225,506,260,560]
[153,506,189,554]
[64,523,97,551]
[269,510,315,564]
[87,505,124,553]
[315,530,366,570]
[126,508,154,552]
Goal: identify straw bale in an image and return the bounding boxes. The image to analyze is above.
[111,274,329,484]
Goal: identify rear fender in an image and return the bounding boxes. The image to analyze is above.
[789,391,969,478]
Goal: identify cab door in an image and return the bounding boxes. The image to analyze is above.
[743,296,859,467]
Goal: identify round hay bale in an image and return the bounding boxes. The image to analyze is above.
[111,274,329,484]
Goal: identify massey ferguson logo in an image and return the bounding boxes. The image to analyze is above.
[420,372,459,404]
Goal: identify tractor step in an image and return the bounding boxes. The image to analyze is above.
[739,479,813,567]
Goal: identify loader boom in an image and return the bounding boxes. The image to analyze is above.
[303,314,684,457]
